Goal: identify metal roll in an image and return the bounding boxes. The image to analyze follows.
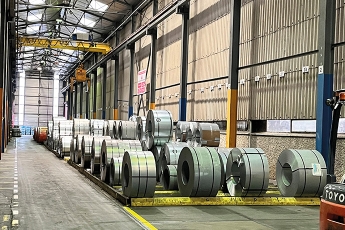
[162,142,189,165]
[100,139,123,182]
[113,120,121,139]
[58,136,73,158]
[216,148,232,192]
[106,120,116,138]
[226,148,269,197]
[110,157,123,186]
[75,135,86,164]
[136,116,146,141]
[91,119,105,136]
[118,121,137,140]
[175,121,197,142]
[195,123,220,147]
[81,135,94,168]
[276,149,327,197]
[186,122,198,146]
[70,138,76,162]
[47,121,53,138]
[103,120,109,136]
[161,165,178,190]
[145,110,173,150]
[90,136,111,174]
[177,147,222,197]
[72,119,90,138]
[59,120,74,137]
[152,146,162,182]
[122,151,156,198]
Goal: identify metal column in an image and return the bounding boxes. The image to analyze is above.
[0,0,6,154]
[149,0,158,110]
[113,32,120,120]
[74,81,78,118]
[102,63,107,119]
[92,70,97,119]
[68,87,72,120]
[62,81,66,117]
[128,14,135,119]
[86,76,90,119]
[226,0,241,148]
[80,83,83,118]
[177,4,190,121]
[316,0,336,172]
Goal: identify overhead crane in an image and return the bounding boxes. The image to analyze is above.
[18,36,112,54]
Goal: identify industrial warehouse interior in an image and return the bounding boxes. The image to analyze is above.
[0,0,343,229]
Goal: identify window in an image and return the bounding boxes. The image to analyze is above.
[27,13,42,22]
[88,0,108,12]
[80,18,96,27]
[26,25,40,34]
[29,0,45,4]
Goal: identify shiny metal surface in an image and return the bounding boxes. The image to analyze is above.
[276,149,327,197]
[152,146,162,182]
[186,122,198,146]
[145,110,173,150]
[110,157,123,186]
[91,119,105,136]
[175,121,197,142]
[163,142,189,165]
[59,120,74,137]
[226,148,269,197]
[106,120,116,138]
[118,121,137,140]
[90,136,111,174]
[81,135,94,168]
[122,151,156,198]
[74,134,86,164]
[47,121,53,138]
[161,165,178,190]
[195,123,220,147]
[177,147,221,197]
[113,120,121,139]
[72,119,90,138]
[70,138,76,162]
[216,148,232,191]
[136,116,146,142]
[58,136,73,158]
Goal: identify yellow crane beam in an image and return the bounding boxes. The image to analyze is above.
[18,36,112,54]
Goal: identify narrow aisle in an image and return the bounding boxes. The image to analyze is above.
[15,136,142,229]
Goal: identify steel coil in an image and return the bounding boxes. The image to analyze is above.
[113,120,121,139]
[59,120,73,137]
[161,165,178,190]
[104,140,142,184]
[216,148,232,192]
[186,122,198,146]
[103,120,109,136]
[70,138,76,162]
[90,136,111,174]
[145,110,173,150]
[175,121,196,142]
[73,119,90,138]
[177,147,221,197]
[47,121,53,138]
[194,123,220,147]
[81,135,94,168]
[110,157,123,186]
[74,135,86,164]
[36,127,48,143]
[58,136,73,158]
[52,117,66,149]
[152,146,162,182]
[106,120,116,138]
[226,148,269,197]
[136,116,146,142]
[276,149,327,197]
[90,119,105,136]
[118,121,137,140]
[122,151,156,198]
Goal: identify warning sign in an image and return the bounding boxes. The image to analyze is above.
[137,70,146,95]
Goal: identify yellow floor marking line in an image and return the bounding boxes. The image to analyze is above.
[123,207,157,230]
[3,215,10,222]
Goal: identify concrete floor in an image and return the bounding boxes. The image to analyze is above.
[0,136,321,229]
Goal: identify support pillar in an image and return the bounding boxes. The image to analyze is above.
[113,32,120,120]
[102,63,107,119]
[316,0,336,172]
[63,81,66,118]
[226,0,241,148]
[74,81,78,118]
[92,70,97,119]
[177,4,190,121]
[86,74,90,119]
[149,0,158,110]
[80,83,83,118]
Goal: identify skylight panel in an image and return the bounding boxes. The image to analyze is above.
[29,0,45,5]
[88,0,108,12]
[27,13,42,22]
[80,18,96,27]
[26,25,40,34]
[73,28,87,34]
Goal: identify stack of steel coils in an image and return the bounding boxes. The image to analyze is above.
[118,121,137,140]
[113,121,121,139]
[160,142,188,190]
[136,116,146,149]
[186,122,198,146]
[122,151,156,198]
[73,134,85,164]
[58,136,73,158]
[81,135,94,168]
[59,120,73,137]
[276,149,327,197]
[90,136,111,174]
[106,120,116,138]
[73,119,90,138]
[90,119,105,136]
[52,117,66,149]
[226,148,269,196]
[70,138,76,162]
[145,110,173,149]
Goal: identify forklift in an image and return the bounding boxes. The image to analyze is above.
[320,89,345,229]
